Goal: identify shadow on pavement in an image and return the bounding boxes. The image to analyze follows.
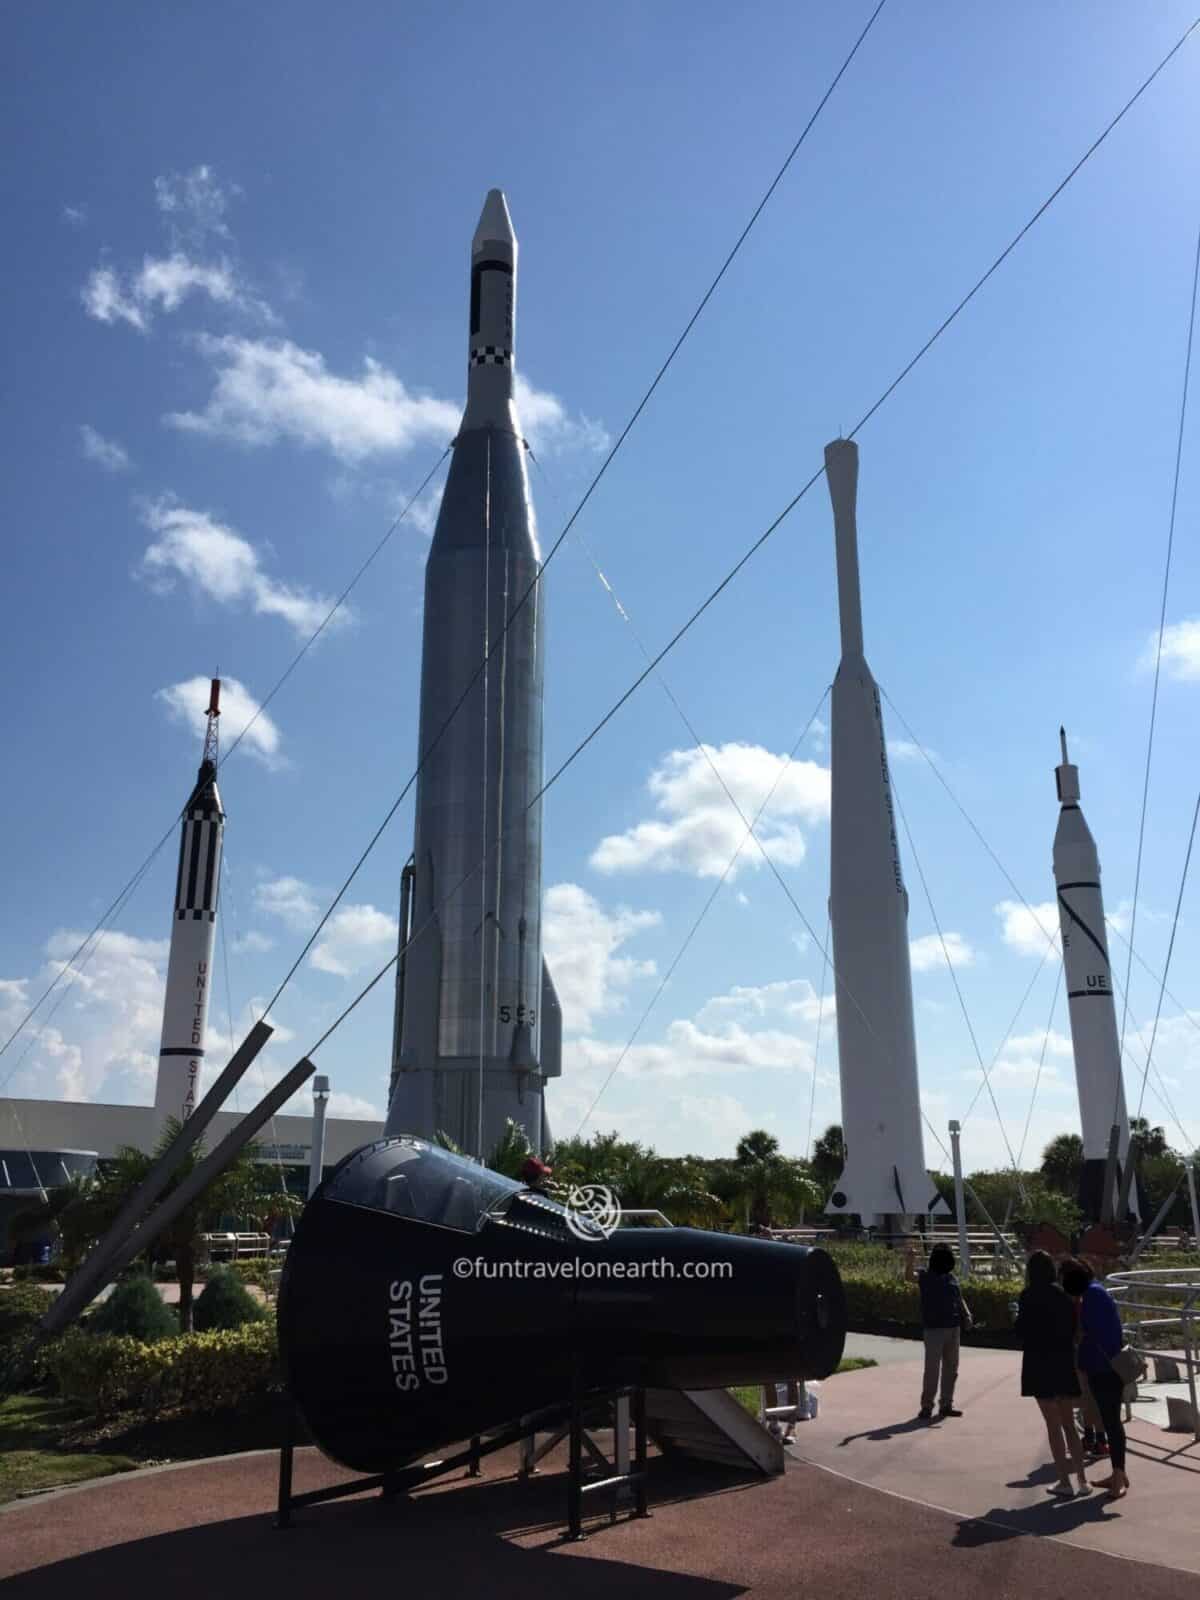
[837,1416,937,1446]
[2,1470,749,1600]
[952,1495,1121,1548]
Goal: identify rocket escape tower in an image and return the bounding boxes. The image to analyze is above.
[153,679,225,1129]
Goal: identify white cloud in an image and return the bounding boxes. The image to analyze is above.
[255,876,320,931]
[154,165,237,244]
[62,204,87,228]
[136,254,239,313]
[156,675,283,769]
[697,977,832,1028]
[995,900,1060,957]
[327,1091,384,1120]
[82,266,147,331]
[888,738,935,765]
[233,930,274,955]
[910,931,976,973]
[168,336,461,462]
[1144,618,1200,683]
[542,883,659,1032]
[310,904,398,977]
[514,374,609,457]
[79,424,131,472]
[591,743,830,879]
[139,498,343,639]
[675,1092,759,1143]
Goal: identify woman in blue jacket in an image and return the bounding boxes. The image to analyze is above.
[1061,1259,1129,1499]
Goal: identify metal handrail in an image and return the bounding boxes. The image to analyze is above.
[1106,1267,1199,1440]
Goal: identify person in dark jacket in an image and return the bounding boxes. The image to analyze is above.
[912,1244,969,1419]
[1016,1250,1087,1498]
[1061,1259,1129,1499]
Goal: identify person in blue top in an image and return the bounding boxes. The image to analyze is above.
[907,1243,972,1420]
[1060,1258,1129,1500]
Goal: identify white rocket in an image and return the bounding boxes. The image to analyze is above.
[823,440,945,1224]
[154,679,224,1129]
[1053,730,1135,1220]
[386,193,560,1157]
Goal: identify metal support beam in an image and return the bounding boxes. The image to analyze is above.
[39,1022,273,1337]
[1100,1123,1121,1226]
[1128,1179,1183,1265]
[1186,1161,1200,1245]
[39,1052,311,1341]
[949,1120,971,1276]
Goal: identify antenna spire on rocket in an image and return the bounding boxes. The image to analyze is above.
[203,677,222,771]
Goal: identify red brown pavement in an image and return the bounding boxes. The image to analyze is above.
[1,1355,1196,1597]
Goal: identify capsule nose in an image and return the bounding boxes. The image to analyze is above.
[472,188,516,257]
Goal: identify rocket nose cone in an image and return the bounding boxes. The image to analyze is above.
[473,189,516,255]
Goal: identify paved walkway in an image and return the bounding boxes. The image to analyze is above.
[791,1349,1200,1577]
[2,1357,1197,1597]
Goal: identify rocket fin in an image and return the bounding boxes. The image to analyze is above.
[540,958,562,1079]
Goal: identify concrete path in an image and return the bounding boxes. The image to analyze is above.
[842,1331,924,1365]
[790,1349,1200,1577]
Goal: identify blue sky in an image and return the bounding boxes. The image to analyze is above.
[2,3,1199,1173]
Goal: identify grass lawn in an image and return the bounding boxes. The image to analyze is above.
[0,1391,290,1506]
[730,1355,877,1418]
[0,1395,138,1502]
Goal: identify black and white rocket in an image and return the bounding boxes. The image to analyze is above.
[386,191,561,1157]
[823,440,946,1225]
[1053,730,1136,1220]
[154,679,224,1128]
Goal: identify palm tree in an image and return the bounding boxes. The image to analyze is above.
[70,1119,302,1332]
[810,1124,846,1193]
[1040,1132,1083,1195]
[728,1130,821,1231]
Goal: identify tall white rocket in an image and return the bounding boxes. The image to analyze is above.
[824,440,944,1224]
[1053,730,1135,1220]
[154,679,224,1129]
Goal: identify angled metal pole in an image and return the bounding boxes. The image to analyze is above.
[1100,1123,1121,1225]
[1115,1133,1139,1224]
[39,1051,310,1340]
[41,1022,273,1333]
[1128,1178,1182,1266]
[1186,1160,1200,1245]
[962,1180,1021,1272]
[949,1120,971,1276]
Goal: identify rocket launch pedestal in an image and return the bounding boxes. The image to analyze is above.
[386,191,560,1158]
[823,441,945,1229]
[1053,731,1135,1222]
[155,680,224,1130]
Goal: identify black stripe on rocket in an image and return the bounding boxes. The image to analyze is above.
[175,815,222,919]
[1057,890,1114,999]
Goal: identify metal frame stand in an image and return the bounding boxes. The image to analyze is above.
[276,1386,651,1539]
[566,1375,649,1541]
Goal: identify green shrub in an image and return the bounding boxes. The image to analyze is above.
[45,1321,278,1417]
[838,1268,1023,1333]
[89,1275,178,1343]
[11,1264,64,1284]
[193,1267,265,1332]
[0,1282,58,1379]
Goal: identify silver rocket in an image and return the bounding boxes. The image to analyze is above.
[823,440,945,1224]
[1053,730,1136,1220]
[155,678,224,1129]
[386,191,561,1156]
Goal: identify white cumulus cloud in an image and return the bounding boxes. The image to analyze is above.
[80,424,131,472]
[542,883,659,1033]
[168,336,462,461]
[995,900,1060,957]
[139,498,344,639]
[82,266,147,331]
[310,905,398,977]
[514,374,609,457]
[154,164,237,244]
[910,931,976,973]
[591,743,830,879]
[1147,618,1200,683]
[255,876,320,931]
[156,675,283,769]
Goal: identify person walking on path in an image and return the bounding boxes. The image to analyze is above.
[1061,1259,1130,1500]
[908,1243,971,1420]
[1016,1250,1088,1498]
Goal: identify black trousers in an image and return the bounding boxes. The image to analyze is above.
[1086,1369,1126,1471]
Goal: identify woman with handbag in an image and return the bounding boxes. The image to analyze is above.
[1060,1259,1130,1499]
[1015,1250,1088,1498]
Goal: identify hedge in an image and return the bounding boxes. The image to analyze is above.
[839,1269,1023,1334]
[45,1321,278,1417]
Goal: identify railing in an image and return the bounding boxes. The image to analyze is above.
[1106,1267,1199,1440]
